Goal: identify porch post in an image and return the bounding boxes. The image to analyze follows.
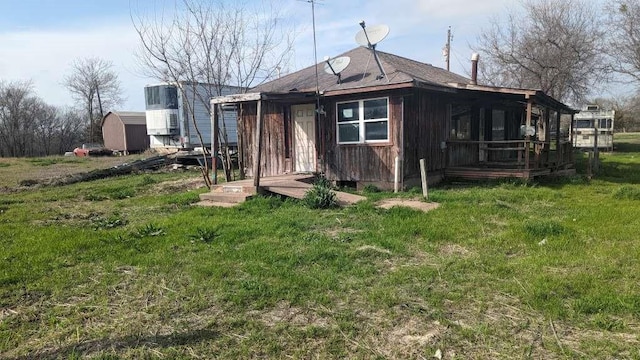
[253,99,263,192]
[212,101,219,185]
[543,106,551,166]
[525,99,533,171]
[555,111,561,168]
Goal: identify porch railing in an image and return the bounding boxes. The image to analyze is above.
[446,140,573,170]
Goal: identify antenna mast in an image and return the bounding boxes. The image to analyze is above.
[444,26,453,71]
[307,0,323,114]
[309,0,320,95]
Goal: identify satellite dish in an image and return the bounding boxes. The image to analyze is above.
[355,24,390,48]
[324,56,351,84]
[324,57,350,75]
[354,21,390,80]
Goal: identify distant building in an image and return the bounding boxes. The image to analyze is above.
[101,111,149,154]
[572,105,615,151]
[144,82,241,149]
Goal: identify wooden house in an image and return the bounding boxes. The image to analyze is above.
[102,111,149,154]
[210,47,576,190]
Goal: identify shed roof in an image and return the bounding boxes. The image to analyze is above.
[103,111,147,126]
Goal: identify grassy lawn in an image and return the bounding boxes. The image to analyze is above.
[1,137,640,359]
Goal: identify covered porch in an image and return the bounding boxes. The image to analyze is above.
[443,84,577,180]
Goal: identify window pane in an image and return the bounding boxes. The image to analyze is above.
[492,109,505,141]
[338,123,360,142]
[451,104,471,140]
[363,99,388,120]
[598,118,611,129]
[365,121,388,140]
[145,88,153,107]
[576,120,592,128]
[338,102,359,122]
[165,87,178,109]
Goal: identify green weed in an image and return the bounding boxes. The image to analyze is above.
[612,185,640,200]
[522,220,567,238]
[134,223,166,238]
[303,176,337,209]
[139,174,157,186]
[91,215,127,230]
[188,227,219,243]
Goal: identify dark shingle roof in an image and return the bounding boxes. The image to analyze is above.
[252,47,470,94]
[104,112,147,126]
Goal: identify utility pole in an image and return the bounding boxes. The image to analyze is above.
[444,26,452,71]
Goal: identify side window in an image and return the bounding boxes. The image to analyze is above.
[450,105,471,140]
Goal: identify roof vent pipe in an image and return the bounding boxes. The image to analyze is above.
[471,53,479,85]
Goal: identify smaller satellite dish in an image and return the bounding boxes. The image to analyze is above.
[324,56,351,75]
[324,56,351,84]
[355,24,390,48]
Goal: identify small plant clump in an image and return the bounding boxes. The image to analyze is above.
[613,185,640,200]
[134,223,166,238]
[91,215,127,230]
[303,176,338,209]
[188,227,218,244]
[362,184,381,193]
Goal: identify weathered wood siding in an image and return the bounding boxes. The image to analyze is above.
[320,92,404,184]
[403,90,451,179]
[238,102,290,178]
[236,89,451,186]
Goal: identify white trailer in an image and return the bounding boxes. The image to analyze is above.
[144,82,241,149]
[572,105,615,151]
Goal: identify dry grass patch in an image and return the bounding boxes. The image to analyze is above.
[356,245,392,255]
[377,198,440,212]
[251,301,330,328]
[439,244,472,258]
[151,176,206,193]
[324,227,363,240]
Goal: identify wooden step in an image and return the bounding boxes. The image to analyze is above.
[210,184,256,194]
[199,192,251,204]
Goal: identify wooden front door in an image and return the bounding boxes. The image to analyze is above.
[292,104,316,173]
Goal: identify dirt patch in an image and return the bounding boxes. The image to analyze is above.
[325,227,362,239]
[152,177,207,193]
[388,318,444,347]
[376,198,440,212]
[252,301,330,328]
[439,244,472,257]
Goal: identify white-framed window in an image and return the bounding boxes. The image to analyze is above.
[337,97,389,144]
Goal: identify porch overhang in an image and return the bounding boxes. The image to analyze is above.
[210,91,317,105]
[446,83,577,114]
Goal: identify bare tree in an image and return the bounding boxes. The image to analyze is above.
[55,109,86,154]
[0,81,87,157]
[474,0,609,103]
[606,1,640,84]
[132,0,295,186]
[0,81,41,157]
[32,103,59,156]
[63,58,124,144]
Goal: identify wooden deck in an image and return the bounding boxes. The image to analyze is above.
[445,166,574,180]
[199,174,366,206]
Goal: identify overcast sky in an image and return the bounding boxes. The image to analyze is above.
[0,0,575,112]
